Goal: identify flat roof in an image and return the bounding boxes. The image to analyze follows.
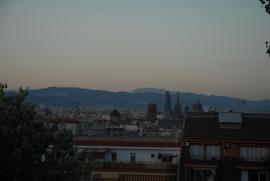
[75,136,180,148]
[218,112,242,124]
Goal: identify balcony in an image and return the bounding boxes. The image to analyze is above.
[84,161,177,173]
[240,156,270,162]
[183,154,270,169]
[237,156,270,169]
[183,154,220,168]
[189,154,220,161]
[189,155,204,160]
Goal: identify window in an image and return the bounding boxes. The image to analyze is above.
[111,152,117,162]
[260,173,267,181]
[249,171,269,181]
[130,153,136,163]
[240,147,269,161]
[207,145,220,160]
[190,145,204,160]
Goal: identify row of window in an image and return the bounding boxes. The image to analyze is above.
[190,145,220,160]
[189,145,269,161]
[111,152,136,162]
[240,147,269,161]
[247,171,269,181]
[111,152,174,163]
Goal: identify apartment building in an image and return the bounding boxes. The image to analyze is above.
[75,136,180,181]
[181,112,270,181]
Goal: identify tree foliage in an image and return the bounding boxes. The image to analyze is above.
[0,84,82,181]
[259,0,270,14]
[259,0,270,58]
[266,42,270,58]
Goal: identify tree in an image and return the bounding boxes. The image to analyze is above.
[259,0,270,14]
[258,0,270,57]
[0,84,82,181]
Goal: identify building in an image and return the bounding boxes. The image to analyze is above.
[164,91,172,114]
[147,103,157,121]
[181,112,270,181]
[48,117,78,136]
[110,109,121,121]
[173,93,182,118]
[76,137,181,181]
[191,100,203,112]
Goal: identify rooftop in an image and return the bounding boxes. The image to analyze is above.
[218,112,242,124]
[183,112,270,142]
[75,136,180,148]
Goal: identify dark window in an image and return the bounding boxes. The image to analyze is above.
[249,171,268,181]
[130,153,136,163]
[111,152,117,162]
[250,173,258,181]
[260,173,267,181]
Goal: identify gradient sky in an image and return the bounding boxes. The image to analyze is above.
[0,0,270,100]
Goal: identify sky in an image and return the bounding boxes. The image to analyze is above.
[0,0,270,100]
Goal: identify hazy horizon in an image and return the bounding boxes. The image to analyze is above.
[4,85,270,102]
[1,0,270,100]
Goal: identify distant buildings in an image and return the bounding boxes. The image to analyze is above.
[147,103,157,121]
[164,91,182,116]
[191,100,203,112]
[164,91,172,114]
[109,109,121,121]
[173,93,182,118]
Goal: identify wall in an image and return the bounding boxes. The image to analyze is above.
[104,148,180,164]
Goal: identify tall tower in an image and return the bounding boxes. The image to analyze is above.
[147,103,157,121]
[173,93,182,116]
[164,91,172,114]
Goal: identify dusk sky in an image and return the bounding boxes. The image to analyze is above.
[0,0,270,100]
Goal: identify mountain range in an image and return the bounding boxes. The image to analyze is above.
[20,87,270,112]
[22,87,270,112]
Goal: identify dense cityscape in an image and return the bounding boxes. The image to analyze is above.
[35,91,270,181]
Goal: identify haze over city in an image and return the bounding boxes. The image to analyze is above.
[1,0,270,100]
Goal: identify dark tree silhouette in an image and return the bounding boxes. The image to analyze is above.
[259,0,270,13]
[0,84,82,181]
[259,0,270,57]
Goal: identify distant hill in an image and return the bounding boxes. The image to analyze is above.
[21,87,270,112]
[132,88,167,94]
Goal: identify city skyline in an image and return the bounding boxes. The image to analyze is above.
[1,0,270,100]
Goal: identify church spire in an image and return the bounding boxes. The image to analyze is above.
[173,92,181,116]
[164,91,172,114]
